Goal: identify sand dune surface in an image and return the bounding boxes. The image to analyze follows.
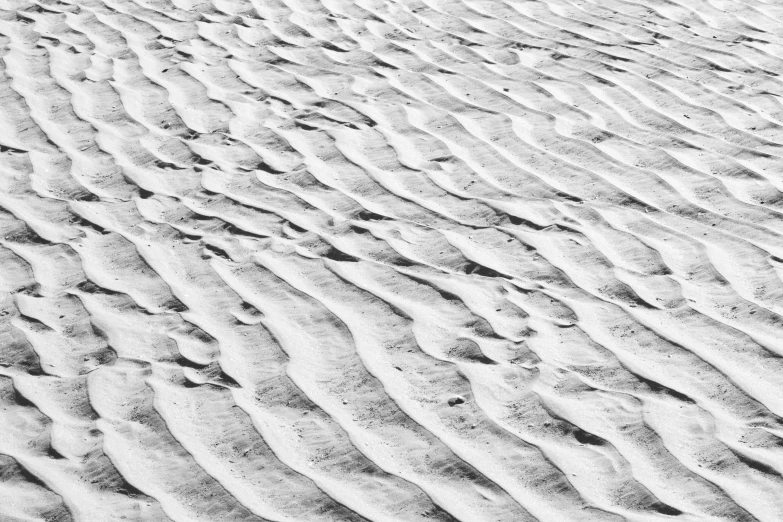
[2,0,783,520]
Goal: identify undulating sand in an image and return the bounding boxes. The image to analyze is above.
[2,0,783,520]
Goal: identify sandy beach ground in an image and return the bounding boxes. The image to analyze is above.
[2,0,783,520]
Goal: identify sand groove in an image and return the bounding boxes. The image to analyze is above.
[2,0,783,520]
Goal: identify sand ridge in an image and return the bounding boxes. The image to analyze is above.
[1,0,783,520]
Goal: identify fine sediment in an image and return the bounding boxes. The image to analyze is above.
[2,0,783,520]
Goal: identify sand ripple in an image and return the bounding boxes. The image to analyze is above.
[2,0,783,520]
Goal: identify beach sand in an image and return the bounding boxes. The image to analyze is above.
[2,0,783,520]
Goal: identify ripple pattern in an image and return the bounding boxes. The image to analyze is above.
[2,0,783,520]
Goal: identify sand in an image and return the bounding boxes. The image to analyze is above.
[2,0,783,520]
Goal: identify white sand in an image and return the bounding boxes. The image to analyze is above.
[2,0,783,520]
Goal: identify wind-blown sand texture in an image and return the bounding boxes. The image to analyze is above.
[2,0,783,520]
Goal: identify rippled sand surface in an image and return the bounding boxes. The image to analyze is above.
[3,0,783,520]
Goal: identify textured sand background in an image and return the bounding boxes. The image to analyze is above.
[2,0,783,520]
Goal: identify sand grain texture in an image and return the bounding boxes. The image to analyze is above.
[1,0,783,520]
